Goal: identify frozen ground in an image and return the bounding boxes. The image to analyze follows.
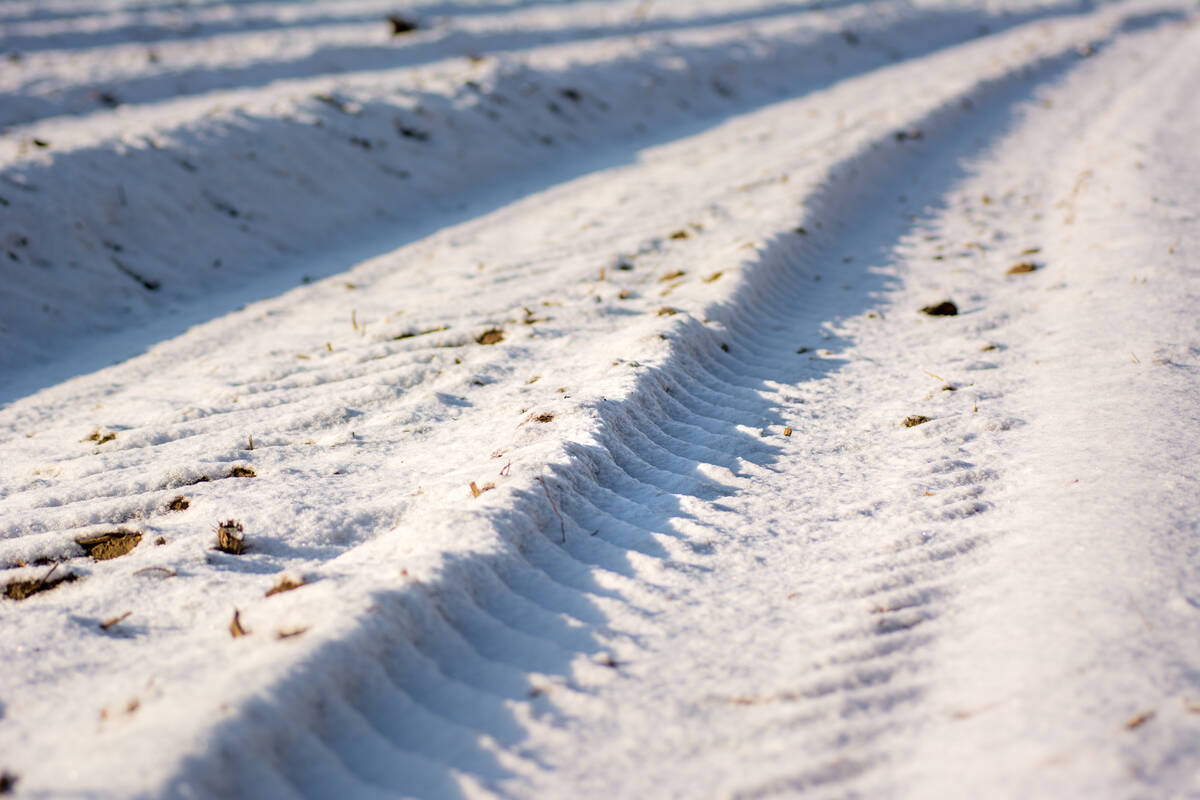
[2,0,1199,797]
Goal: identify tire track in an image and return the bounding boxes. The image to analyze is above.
[144,14,1185,798]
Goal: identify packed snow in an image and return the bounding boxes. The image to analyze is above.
[2,0,1199,797]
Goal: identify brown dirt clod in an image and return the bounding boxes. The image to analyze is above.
[167,496,189,511]
[77,531,142,561]
[904,415,932,428]
[920,300,958,316]
[1006,261,1039,275]
[477,328,504,345]
[534,413,555,423]
[659,269,686,282]
[0,770,18,794]
[657,307,679,317]
[83,429,117,445]
[215,520,246,555]
[228,466,256,478]
[4,568,77,601]
[668,230,690,240]
[387,14,419,35]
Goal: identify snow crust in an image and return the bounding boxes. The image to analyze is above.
[2,0,1199,797]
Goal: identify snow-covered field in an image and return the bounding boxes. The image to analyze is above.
[2,0,1200,796]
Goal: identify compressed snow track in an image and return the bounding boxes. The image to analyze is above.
[2,1,1200,798]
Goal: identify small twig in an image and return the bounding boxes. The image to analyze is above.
[100,611,132,630]
[132,566,177,578]
[536,476,566,543]
[35,562,59,589]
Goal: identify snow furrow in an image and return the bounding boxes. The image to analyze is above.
[0,0,1104,389]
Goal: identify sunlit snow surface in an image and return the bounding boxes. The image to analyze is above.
[1,0,1199,797]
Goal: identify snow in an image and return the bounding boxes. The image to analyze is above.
[2,0,1199,797]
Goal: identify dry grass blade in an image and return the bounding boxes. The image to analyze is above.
[1125,710,1155,730]
[229,609,249,638]
[266,575,306,597]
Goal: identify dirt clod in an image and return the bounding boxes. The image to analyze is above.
[83,428,117,445]
[4,567,77,601]
[477,328,504,345]
[920,300,958,316]
[668,230,690,240]
[167,496,189,511]
[215,520,246,555]
[387,14,419,35]
[77,530,142,561]
[657,307,679,317]
[659,269,686,282]
[534,413,555,423]
[228,466,256,478]
[904,415,931,428]
[0,770,18,794]
[1006,261,1039,275]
